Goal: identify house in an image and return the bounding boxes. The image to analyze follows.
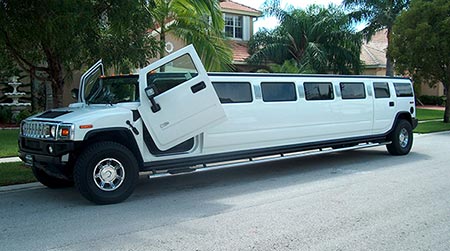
[360,31,387,76]
[220,0,262,71]
[150,0,262,71]
[360,29,444,97]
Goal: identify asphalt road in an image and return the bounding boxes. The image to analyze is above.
[1,132,450,251]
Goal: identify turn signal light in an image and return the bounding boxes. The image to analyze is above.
[79,124,93,129]
[61,128,70,137]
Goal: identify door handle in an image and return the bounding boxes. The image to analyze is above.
[191,82,206,94]
[389,101,395,107]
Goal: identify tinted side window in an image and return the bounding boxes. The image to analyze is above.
[261,82,297,102]
[394,83,414,97]
[373,82,390,98]
[340,82,366,99]
[147,54,198,95]
[304,82,334,100]
[212,82,252,103]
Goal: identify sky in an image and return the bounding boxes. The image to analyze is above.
[232,0,344,31]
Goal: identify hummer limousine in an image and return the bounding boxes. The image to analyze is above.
[19,45,418,204]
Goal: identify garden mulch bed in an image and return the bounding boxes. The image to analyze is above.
[0,123,19,129]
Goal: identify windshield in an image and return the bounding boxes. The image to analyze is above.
[85,76,139,104]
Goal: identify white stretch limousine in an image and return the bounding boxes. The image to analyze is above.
[19,45,417,204]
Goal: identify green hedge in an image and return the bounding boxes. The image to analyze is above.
[0,106,12,123]
[419,95,446,106]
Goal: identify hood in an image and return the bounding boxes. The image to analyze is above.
[28,104,137,125]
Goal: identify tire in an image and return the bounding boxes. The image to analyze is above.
[32,165,74,188]
[386,120,413,155]
[73,141,139,205]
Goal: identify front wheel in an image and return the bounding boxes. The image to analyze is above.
[386,120,413,155]
[73,141,139,204]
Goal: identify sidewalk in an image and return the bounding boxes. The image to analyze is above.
[417,105,445,111]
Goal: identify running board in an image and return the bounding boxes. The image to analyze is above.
[148,142,390,179]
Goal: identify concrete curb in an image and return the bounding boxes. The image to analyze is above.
[418,119,443,123]
[0,182,43,192]
[0,157,21,163]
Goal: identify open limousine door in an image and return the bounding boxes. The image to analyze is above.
[138,45,226,151]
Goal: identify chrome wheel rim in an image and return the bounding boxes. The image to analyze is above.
[93,158,125,191]
[399,128,409,148]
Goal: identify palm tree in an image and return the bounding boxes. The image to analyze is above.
[343,0,410,76]
[269,59,316,74]
[143,0,232,71]
[248,4,362,75]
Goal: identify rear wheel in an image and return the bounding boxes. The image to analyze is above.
[32,165,73,188]
[386,120,413,155]
[73,141,139,204]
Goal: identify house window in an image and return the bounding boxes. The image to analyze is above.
[225,14,243,39]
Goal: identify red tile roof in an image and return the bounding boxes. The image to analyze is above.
[220,0,262,16]
[229,40,250,63]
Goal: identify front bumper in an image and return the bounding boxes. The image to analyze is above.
[19,136,77,177]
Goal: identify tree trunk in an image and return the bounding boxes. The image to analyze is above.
[52,79,64,108]
[45,82,53,110]
[42,45,65,108]
[159,26,166,59]
[444,77,450,123]
[444,88,450,123]
[30,68,37,112]
[386,27,394,77]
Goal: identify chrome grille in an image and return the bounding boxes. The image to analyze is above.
[21,121,57,139]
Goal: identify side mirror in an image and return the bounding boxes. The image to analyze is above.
[144,85,161,113]
[71,88,79,100]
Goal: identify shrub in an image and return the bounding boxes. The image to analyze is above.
[419,95,446,106]
[0,106,12,124]
[15,109,31,124]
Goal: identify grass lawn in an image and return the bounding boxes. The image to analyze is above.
[0,129,19,157]
[0,162,36,186]
[414,108,450,133]
[416,108,444,121]
[414,121,450,134]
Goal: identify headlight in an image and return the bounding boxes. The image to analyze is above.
[50,125,57,138]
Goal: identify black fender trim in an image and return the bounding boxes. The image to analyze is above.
[391,112,417,132]
[83,127,143,166]
[84,127,132,140]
